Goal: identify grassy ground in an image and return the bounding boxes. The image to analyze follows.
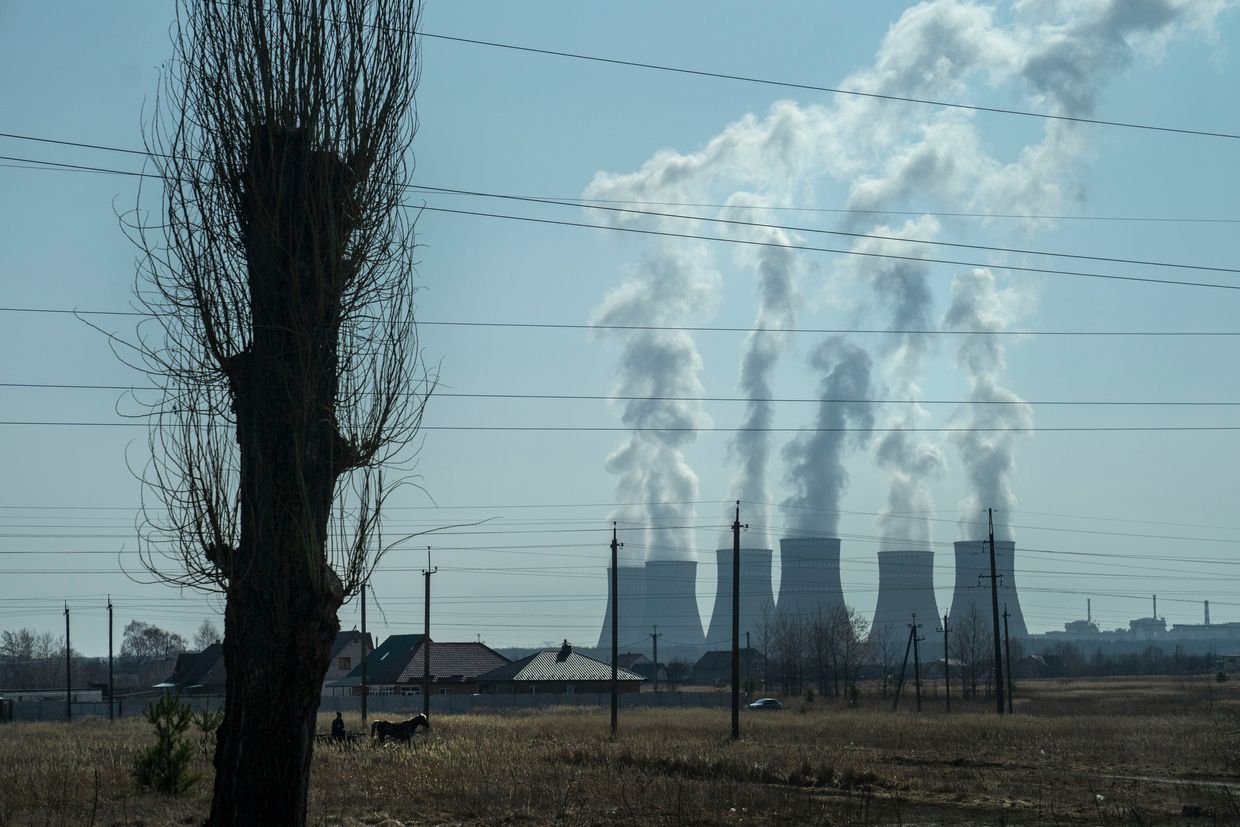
[1,675,1238,825]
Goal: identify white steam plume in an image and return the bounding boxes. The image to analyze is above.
[943,268,1032,542]
[782,338,874,536]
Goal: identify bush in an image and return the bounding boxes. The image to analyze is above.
[1216,671,1228,683]
[133,694,198,795]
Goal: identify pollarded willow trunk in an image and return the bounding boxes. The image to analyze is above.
[208,127,353,826]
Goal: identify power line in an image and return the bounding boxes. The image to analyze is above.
[421,204,1240,292]
[5,381,1239,407]
[2,419,1239,433]
[407,33,1240,141]
[2,304,1237,337]
[4,151,1240,291]
[5,131,1239,226]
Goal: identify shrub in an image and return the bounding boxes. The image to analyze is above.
[133,694,198,795]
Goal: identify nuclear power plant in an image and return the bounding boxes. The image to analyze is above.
[642,560,705,648]
[948,540,1027,637]
[596,565,651,650]
[776,537,846,623]
[705,547,775,645]
[870,549,942,637]
[596,535,1033,652]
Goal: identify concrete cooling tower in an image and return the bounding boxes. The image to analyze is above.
[948,540,1027,637]
[705,547,775,645]
[776,537,845,624]
[596,565,648,650]
[870,550,941,639]
[643,560,705,648]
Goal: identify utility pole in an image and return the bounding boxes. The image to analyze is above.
[107,596,114,721]
[892,624,915,711]
[745,631,751,700]
[731,501,746,742]
[610,523,621,738]
[64,603,71,721]
[1003,604,1014,714]
[910,614,924,713]
[943,612,950,713]
[650,625,662,693]
[986,508,1005,715]
[361,580,369,725]
[422,547,437,721]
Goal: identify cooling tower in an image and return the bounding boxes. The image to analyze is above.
[870,550,941,639]
[643,560,705,648]
[596,565,648,650]
[705,547,775,645]
[948,540,1027,637]
[776,537,845,623]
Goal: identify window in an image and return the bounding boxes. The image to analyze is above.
[438,688,448,695]
[337,657,351,670]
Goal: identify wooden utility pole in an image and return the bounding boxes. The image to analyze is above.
[422,548,437,721]
[942,612,950,713]
[107,596,114,721]
[911,615,924,712]
[610,523,621,738]
[731,501,746,741]
[745,630,751,700]
[986,508,1005,715]
[64,603,71,721]
[892,625,915,711]
[1003,604,1014,714]
[361,581,369,724]
[650,626,662,693]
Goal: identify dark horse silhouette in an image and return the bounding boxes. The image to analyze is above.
[370,714,429,744]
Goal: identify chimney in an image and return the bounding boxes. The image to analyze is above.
[776,537,845,623]
[706,547,775,645]
[643,560,705,649]
[557,640,572,661]
[871,549,941,639]
[948,540,1027,637]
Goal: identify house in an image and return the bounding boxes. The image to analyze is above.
[330,634,424,696]
[690,649,765,687]
[159,642,225,695]
[393,641,510,696]
[615,652,663,684]
[321,630,373,693]
[164,631,374,697]
[1222,654,1240,673]
[476,641,643,695]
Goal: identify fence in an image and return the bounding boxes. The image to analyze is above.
[3,690,733,722]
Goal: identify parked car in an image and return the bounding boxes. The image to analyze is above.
[746,697,783,710]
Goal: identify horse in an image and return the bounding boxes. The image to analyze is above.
[369,714,429,744]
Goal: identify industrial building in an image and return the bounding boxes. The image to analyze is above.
[705,547,775,646]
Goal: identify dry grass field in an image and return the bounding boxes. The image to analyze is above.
[2,675,1238,825]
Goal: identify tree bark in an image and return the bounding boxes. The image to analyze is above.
[208,127,350,827]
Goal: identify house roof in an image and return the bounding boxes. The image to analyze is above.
[477,646,643,683]
[335,634,425,686]
[330,630,372,659]
[692,649,763,670]
[395,642,510,684]
[163,642,225,689]
[615,652,650,669]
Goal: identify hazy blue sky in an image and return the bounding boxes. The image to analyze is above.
[3,1,1240,655]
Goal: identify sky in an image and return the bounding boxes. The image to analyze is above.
[3,0,1240,657]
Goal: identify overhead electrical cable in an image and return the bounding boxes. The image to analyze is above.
[4,381,1239,407]
[2,151,1240,289]
[2,304,1237,337]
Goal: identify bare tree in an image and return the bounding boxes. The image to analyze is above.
[124,3,429,824]
[831,604,869,696]
[951,604,992,700]
[121,621,189,658]
[193,619,222,651]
